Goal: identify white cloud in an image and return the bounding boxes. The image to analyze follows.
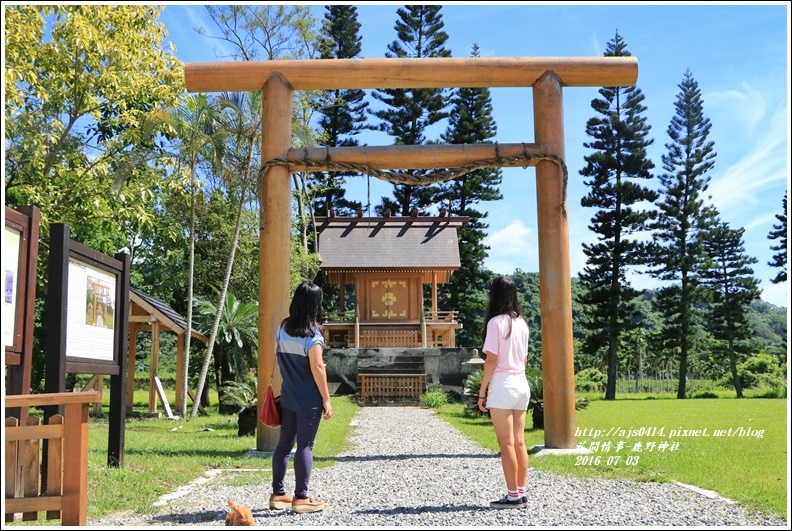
[706,103,787,214]
[706,82,769,132]
[759,281,789,309]
[483,219,534,274]
[744,213,779,232]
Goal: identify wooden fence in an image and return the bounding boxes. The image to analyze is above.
[359,373,425,401]
[5,391,99,526]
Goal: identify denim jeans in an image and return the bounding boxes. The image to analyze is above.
[271,406,322,498]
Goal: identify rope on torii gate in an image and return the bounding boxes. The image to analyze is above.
[257,142,569,218]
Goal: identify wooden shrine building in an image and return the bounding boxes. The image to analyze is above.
[315,209,468,349]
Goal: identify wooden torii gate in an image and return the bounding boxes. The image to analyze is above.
[183,56,638,452]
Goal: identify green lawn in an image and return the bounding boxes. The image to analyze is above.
[8,394,787,525]
[435,397,788,518]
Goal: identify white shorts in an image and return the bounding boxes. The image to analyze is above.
[486,372,531,410]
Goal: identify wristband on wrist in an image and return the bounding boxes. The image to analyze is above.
[478,396,485,399]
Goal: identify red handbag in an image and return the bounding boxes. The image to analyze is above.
[259,384,281,428]
[259,328,281,429]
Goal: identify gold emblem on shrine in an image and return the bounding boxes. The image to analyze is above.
[372,278,405,320]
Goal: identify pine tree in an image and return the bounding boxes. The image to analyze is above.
[767,191,787,284]
[371,5,451,216]
[648,69,718,399]
[436,43,503,346]
[576,32,657,400]
[701,220,761,398]
[311,5,366,218]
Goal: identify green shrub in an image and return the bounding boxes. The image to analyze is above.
[575,367,607,392]
[420,383,450,408]
[737,353,785,389]
[462,369,486,416]
[746,378,788,399]
[685,379,713,398]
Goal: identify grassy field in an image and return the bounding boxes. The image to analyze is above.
[435,397,788,518]
[7,391,788,525]
[7,394,359,526]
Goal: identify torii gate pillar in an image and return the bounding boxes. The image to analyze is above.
[534,72,576,449]
[257,74,292,452]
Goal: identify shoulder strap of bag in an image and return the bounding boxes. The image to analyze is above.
[270,324,280,381]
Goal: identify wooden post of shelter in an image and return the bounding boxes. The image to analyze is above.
[175,332,185,413]
[126,325,137,412]
[183,56,638,450]
[147,320,160,414]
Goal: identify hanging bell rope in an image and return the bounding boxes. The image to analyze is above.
[257,142,569,218]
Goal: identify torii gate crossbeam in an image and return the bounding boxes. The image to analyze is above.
[182,56,638,452]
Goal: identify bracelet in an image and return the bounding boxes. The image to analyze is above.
[478,396,485,399]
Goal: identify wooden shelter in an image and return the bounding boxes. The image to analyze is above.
[316,209,468,349]
[127,288,208,415]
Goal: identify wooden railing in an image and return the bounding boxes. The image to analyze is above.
[359,329,420,348]
[322,310,357,323]
[359,373,425,400]
[5,391,99,526]
[423,310,458,322]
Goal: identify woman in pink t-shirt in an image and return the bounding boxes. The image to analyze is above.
[477,276,531,509]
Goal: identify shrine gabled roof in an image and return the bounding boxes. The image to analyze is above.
[314,214,468,271]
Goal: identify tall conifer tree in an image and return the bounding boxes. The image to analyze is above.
[701,220,761,398]
[308,6,368,316]
[436,43,503,346]
[311,5,366,217]
[767,191,787,284]
[648,69,718,399]
[576,32,657,400]
[372,5,451,216]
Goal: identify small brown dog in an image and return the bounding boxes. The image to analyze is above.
[225,498,255,526]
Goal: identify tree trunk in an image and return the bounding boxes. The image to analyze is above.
[532,407,544,430]
[677,277,690,399]
[217,351,236,414]
[200,382,210,407]
[182,168,196,419]
[636,347,643,393]
[190,154,253,418]
[729,338,743,398]
[238,407,257,437]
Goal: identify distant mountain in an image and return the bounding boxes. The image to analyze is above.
[748,299,787,346]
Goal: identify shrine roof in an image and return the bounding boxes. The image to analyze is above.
[130,287,208,343]
[314,213,468,271]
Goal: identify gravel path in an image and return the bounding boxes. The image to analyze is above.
[87,406,787,527]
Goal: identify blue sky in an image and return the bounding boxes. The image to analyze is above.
[159,2,790,309]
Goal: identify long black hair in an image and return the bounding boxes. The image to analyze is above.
[481,275,524,343]
[282,281,323,338]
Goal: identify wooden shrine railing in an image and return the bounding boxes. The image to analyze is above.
[423,310,458,322]
[359,329,420,348]
[5,391,100,526]
[323,310,460,348]
[359,373,425,401]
